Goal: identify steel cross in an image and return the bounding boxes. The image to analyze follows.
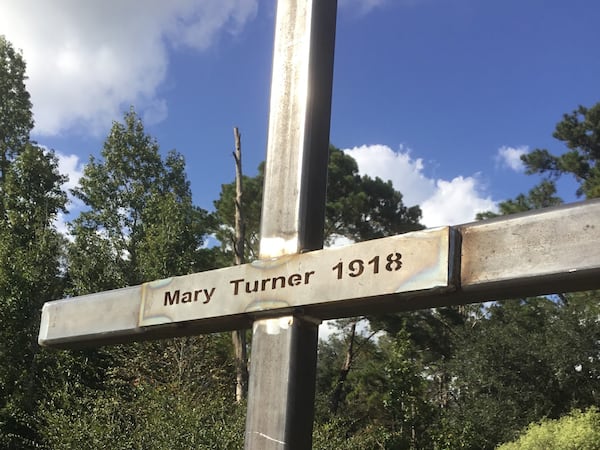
[38,1,600,448]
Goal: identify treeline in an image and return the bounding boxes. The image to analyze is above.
[1,36,599,449]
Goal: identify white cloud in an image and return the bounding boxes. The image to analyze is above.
[339,0,424,14]
[339,0,389,14]
[54,212,70,239]
[496,145,529,172]
[54,151,85,238]
[343,144,498,227]
[420,176,496,227]
[327,234,355,248]
[56,151,85,193]
[319,317,374,342]
[0,0,258,135]
[344,144,435,205]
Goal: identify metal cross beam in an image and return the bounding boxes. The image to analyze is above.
[245,1,336,446]
[38,200,600,349]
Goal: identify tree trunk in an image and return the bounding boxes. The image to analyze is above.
[330,320,357,414]
[232,127,248,402]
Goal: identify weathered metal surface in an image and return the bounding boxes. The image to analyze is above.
[249,0,336,447]
[38,227,453,348]
[459,199,600,300]
[259,0,337,258]
[39,286,143,347]
[38,201,600,349]
[245,317,319,449]
[141,227,451,323]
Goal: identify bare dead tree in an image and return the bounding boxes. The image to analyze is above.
[232,127,249,402]
[330,318,380,414]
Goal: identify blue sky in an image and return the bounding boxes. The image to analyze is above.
[2,0,599,231]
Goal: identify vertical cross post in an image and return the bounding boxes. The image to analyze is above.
[244,1,337,448]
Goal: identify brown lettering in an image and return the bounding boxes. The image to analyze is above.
[261,278,271,291]
[203,288,215,304]
[230,279,244,295]
[245,280,259,293]
[164,290,180,306]
[288,273,302,286]
[271,276,286,290]
[304,270,315,284]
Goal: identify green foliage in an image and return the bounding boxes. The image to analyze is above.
[1,41,598,449]
[214,145,423,261]
[0,35,69,447]
[440,296,600,449]
[0,35,33,188]
[104,334,238,401]
[314,418,408,450]
[50,110,234,450]
[522,102,600,198]
[316,326,437,449]
[40,334,243,449]
[213,162,264,262]
[466,101,600,447]
[480,101,600,221]
[314,292,600,449]
[476,180,563,220]
[40,383,245,450]
[325,146,423,241]
[497,407,600,450]
[69,108,214,293]
[0,144,69,446]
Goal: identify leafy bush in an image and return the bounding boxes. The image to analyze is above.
[40,383,245,449]
[497,407,600,450]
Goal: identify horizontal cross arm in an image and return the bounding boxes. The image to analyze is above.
[39,200,600,348]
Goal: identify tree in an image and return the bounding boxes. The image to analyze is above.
[230,127,249,402]
[47,109,241,448]
[324,146,423,242]
[476,179,563,220]
[542,291,600,411]
[434,295,600,450]
[213,161,265,262]
[0,36,33,194]
[459,102,600,448]
[214,145,423,257]
[0,36,70,447]
[40,376,246,449]
[314,328,436,449]
[522,101,600,199]
[441,299,564,448]
[0,144,68,446]
[457,122,600,448]
[69,108,213,293]
[214,144,425,445]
